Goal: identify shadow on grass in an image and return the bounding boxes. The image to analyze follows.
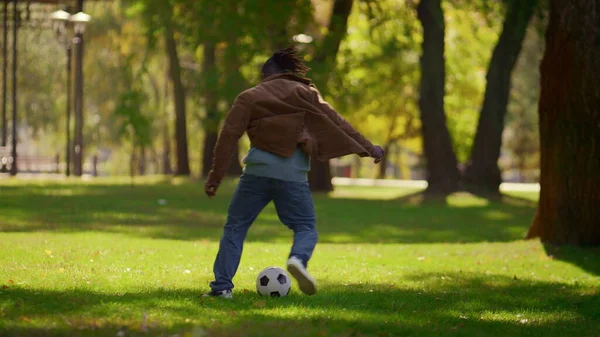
[0,272,598,337]
[0,181,538,244]
[543,243,600,276]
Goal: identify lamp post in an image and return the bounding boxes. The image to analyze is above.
[1,1,8,173]
[9,0,18,177]
[50,8,90,177]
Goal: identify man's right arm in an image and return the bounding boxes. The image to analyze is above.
[206,94,251,191]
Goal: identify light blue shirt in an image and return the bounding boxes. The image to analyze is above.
[243,146,310,182]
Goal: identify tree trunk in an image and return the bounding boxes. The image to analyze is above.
[417,0,460,195]
[162,122,172,175]
[137,145,146,176]
[309,160,333,192]
[377,144,392,179]
[162,70,172,175]
[222,43,244,176]
[464,0,538,195]
[164,20,190,176]
[308,0,354,193]
[526,0,600,245]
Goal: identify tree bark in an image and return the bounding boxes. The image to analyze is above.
[164,19,190,176]
[417,0,460,195]
[526,0,600,245]
[309,160,333,192]
[222,43,244,176]
[161,70,172,175]
[308,0,354,193]
[377,143,392,179]
[464,0,538,195]
[137,145,146,175]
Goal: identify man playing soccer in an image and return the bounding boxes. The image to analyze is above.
[204,47,384,299]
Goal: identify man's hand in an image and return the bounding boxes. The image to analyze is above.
[372,146,385,164]
[205,183,218,198]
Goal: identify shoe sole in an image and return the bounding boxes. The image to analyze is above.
[287,261,317,295]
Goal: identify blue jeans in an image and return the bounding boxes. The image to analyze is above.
[210,174,318,291]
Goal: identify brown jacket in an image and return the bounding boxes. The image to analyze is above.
[207,73,375,186]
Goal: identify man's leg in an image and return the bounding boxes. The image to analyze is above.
[273,180,318,295]
[210,174,272,292]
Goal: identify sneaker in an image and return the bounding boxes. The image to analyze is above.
[202,289,233,299]
[287,256,317,295]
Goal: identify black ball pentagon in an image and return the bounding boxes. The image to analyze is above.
[260,275,270,287]
[277,273,287,285]
[270,291,281,297]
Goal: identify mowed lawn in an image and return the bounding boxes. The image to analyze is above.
[0,177,598,337]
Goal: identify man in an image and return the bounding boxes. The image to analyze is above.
[204,47,384,299]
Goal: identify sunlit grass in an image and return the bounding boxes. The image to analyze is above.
[0,177,598,337]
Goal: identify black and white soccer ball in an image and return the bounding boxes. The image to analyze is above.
[256,267,292,297]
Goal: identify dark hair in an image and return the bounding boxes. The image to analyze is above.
[262,46,310,77]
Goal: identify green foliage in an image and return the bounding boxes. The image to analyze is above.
[443,1,504,163]
[114,90,151,147]
[13,0,545,176]
[332,0,422,158]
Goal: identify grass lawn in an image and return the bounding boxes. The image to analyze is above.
[0,177,598,337]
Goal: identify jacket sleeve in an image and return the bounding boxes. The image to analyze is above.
[206,94,251,186]
[308,86,375,155]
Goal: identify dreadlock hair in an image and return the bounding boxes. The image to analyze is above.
[261,46,311,77]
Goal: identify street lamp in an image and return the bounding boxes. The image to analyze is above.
[50,9,90,177]
[70,12,91,35]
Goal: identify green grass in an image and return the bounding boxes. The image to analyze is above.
[0,177,598,337]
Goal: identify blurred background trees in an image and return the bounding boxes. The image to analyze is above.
[6,0,547,191]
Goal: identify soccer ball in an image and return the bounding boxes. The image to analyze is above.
[256,267,292,297]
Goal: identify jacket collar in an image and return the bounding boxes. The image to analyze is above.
[262,73,312,85]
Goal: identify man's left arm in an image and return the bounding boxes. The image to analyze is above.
[308,86,376,155]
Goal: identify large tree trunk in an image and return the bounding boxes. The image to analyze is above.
[164,19,190,176]
[161,71,172,175]
[222,43,244,176]
[417,0,460,195]
[464,0,538,195]
[308,0,354,193]
[526,0,600,245]
[309,160,333,192]
[201,42,219,178]
[202,38,246,177]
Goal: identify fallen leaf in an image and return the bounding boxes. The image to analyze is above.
[7,280,14,284]
[252,301,266,308]
[1,285,8,289]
